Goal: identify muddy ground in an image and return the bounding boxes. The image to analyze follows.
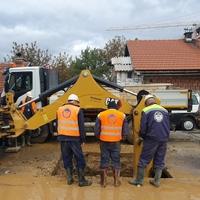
[0,131,200,200]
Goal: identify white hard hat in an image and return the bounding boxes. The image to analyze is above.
[144,94,155,102]
[26,91,33,98]
[68,94,79,102]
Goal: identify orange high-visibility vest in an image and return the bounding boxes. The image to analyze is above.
[57,104,80,137]
[21,98,37,113]
[98,109,125,142]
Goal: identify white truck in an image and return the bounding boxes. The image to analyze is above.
[170,93,200,131]
[1,66,58,107]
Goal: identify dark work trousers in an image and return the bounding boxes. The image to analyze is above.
[25,130,32,138]
[138,139,167,170]
[100,141,121,169]
[60,141,86,170]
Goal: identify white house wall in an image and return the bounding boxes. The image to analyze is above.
[116,71,143,86]
[112,56,143,86]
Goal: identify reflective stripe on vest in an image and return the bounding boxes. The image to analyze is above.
[143,104,168,114]
[98,109,125,142]
[57,104,80,137]
[57,120,78,125]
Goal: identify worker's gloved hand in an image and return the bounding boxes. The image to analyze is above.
[136,137,143,145]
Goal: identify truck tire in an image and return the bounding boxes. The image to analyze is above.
[31,125,49,143]
[181,117,195,131]
[127,120,134,144]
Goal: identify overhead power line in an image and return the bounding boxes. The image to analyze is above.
[106,22,199,32]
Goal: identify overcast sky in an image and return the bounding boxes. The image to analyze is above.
[0,0,199,61]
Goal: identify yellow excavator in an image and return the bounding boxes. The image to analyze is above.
[0,69,192,177]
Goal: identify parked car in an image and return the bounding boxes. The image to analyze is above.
[170,93,200,131]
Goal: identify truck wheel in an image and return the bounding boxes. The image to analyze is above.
[127,120,134,144]
[31,125,49,143]
[181,117,195,131]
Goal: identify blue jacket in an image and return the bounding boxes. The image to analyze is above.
[140,104,170,142]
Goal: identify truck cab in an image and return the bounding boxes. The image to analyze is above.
[170,93,200,131]
[1,66,58,107]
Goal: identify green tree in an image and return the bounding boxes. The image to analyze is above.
[71,36,127,80]
[52,52,73,83]
[104,36,126,62]
[103,36,127,81]
[5,41,52,66]
[71,47,112,79]
[4,37,127,82]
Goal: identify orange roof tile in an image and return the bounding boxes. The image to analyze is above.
[127,39,200,71]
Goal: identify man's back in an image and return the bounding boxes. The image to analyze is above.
[141,104,170,142]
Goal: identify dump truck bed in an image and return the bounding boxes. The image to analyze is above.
[153,89,191,110]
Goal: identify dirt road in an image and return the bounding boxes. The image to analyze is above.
[0,132,200,200]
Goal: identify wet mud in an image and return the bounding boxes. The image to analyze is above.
[0,132,200,200]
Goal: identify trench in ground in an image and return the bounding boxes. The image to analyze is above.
[52,152,172,178]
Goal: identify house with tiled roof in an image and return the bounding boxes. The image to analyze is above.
[112,26,200,92]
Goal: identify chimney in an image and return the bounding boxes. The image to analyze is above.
[184,28,193,43]
[14,53,29,67]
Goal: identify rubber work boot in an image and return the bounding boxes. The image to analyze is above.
[149,168,162,187]
[129,167,145,186]
[26,135,32,146]
[21,135,25,147]
[78,169,92,187]
[100,169,107,187]
[66,168,74,185]
[113,169,121,187]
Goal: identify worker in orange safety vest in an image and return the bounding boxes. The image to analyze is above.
[95,100,129,187]
[57,94,92,187]
[20,91,37,146]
